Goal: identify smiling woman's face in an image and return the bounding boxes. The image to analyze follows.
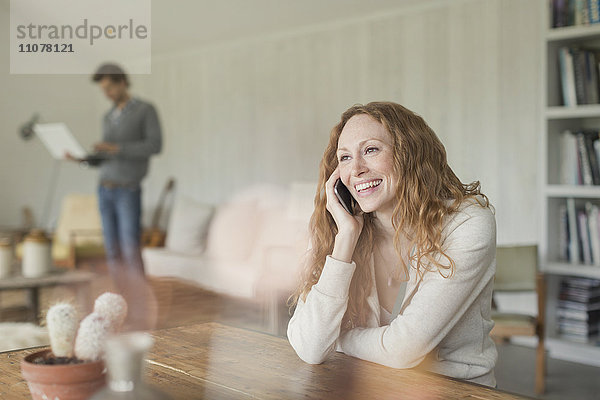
[336,114,397,216]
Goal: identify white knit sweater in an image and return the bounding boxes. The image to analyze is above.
[287,197,497,387]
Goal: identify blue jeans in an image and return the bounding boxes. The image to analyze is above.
[98,185,145,283]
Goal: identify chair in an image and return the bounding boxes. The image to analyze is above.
[52,193,105,268]
[17,194,105,269]
[490,245,546,395]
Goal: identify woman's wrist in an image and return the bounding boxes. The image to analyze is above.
[331,232,360,263]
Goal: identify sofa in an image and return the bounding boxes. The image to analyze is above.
[142,183,314,305]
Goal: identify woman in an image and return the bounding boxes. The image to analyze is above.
[287,101,497,387]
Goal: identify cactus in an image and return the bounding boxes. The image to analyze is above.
[73,292,128,361]
[74,312,113,361]
[44,292,128,363]
[46,303,78,358]
[93,292,128,331]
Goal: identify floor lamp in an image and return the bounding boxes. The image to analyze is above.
[18,113,62,232]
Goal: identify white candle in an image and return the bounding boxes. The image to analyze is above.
[22,230,51,278]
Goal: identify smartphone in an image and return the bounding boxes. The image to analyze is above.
[334,179,357,215]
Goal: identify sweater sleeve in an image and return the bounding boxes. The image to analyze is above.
[287,255,356,364]
[337,205,496,369]
[117,104,162,159]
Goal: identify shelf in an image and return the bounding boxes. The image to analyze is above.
[545,105,600,119]
[546,24,600,42]
[511,336,600,367]
[541,261,600,279]
[545,185,600,197]
[544,337,600,367]
[542,3,600,364]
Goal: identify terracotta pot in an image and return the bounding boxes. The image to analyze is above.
[21,349,106,400]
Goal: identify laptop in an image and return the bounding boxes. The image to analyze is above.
[34,123,106,166]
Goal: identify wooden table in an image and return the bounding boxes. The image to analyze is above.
[0,322,532,399]
[0,270,96,322]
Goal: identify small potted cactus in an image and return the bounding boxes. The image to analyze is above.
[21,292,128,400]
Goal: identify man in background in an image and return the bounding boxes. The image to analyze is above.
[67,63,162,328]
[90,63,162,281]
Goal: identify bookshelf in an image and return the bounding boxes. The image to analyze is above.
[540,1,600,366]
[546,104,600,118]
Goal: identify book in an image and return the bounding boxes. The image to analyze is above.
[576,0,591,25]
[560,130,578,185]
[586,202,600,266]
[585,51,599,104]
[567,198,581,264]
[551,0,599,27]
[576,132,594,185]
[558,299,600,311]
[590,0,600,23]
[557,307,600,321]
[559,47,577,106]
[573,48,588,104]
[554,0,569,27]
[560,204,570,261]
[557,276,600,342]
[583,130,600,184]
[558,47,600,106]
[570,0,577,26]
[558,318,599,331]
[563,276,600,288]
[557,321,598,337]
[578,210,592,264]
[595,140,600,180]
[559,289,600,303]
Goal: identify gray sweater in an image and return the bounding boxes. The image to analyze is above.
[287,196,497,387]
[99,98,162,186]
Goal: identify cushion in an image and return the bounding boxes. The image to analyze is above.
[287,181,317,221]
[142,247,206,282]
[206,201,262,263]
[165,196,214,254]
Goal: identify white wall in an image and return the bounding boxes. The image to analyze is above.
[1,0,541,245]
[134,0,541,245]
[0,1,107,230]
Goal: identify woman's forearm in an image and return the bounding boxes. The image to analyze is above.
[331,232,360,263]
[287,256,357,364]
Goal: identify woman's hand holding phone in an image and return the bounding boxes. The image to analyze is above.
[334,178,356,215]
[325,168,364,263]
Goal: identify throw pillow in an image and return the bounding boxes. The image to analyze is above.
[165,195,214,254]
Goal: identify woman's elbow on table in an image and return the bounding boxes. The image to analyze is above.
[339,328,428,370]
[288,337,330,364]
[385,339,430,370]
[294,347,329,365]
[385,353,426,369]
[366,347,426,370]
[287,326,331,364]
